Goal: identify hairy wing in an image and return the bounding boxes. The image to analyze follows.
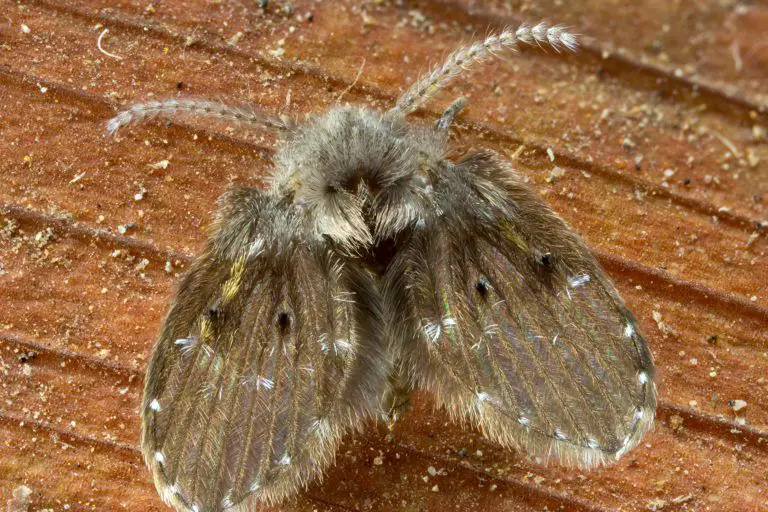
[388,152,656,468]
[141,187,389,511]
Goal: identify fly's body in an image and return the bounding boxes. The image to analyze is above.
[108,22,657,512]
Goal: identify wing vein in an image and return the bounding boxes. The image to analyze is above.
[438,238,482,390]
[254,282,290,490]
[231,271,278,495]
[187,331,239,506]
[469,282,520,412]
[163,317,226,487]
[211,278,268,506]
[286,257,312,462]
[482,256,588,441]
[515,268,619,441]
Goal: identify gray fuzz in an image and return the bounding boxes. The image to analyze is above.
[271,107,446,252]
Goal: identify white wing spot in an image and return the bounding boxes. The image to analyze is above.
[279,453,292,465]
[161,483,179,502]
[614,435,633,459]
[517,416,531,427]
[332,291,356,304]
[475,391,490,402]
[191,506,200,512]
[638,371,649,385]
[586,436,601,449]
[257,376,275,390]
[624,323,635,338]
[149,398,161,412]
[249,481,261,492]
[568,274,591,288]
[249,236,265,258]
[442,317,457,328]
[154,451,165,465]
[312,418,334,441]
[424,322,441,344]
[334,339,352,353]
[553,428,568,441]
[630,407,644,429]
[179,336,198,355]
[221,493,234,509]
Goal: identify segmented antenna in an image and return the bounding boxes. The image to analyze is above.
[389,22,578,117]
[105,98,290,135]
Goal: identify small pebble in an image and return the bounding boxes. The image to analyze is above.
[7,485,32,512]
[148,159,170,170]
[546,166,565,183]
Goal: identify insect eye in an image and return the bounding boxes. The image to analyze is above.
[277,312,291,331]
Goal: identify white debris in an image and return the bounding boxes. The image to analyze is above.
[729,399,747,412]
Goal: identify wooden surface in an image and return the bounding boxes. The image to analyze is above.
[1,0,767,510]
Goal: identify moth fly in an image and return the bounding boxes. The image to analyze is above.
[109,22,657,511]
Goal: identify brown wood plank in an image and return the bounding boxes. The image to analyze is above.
[1,0,766,511]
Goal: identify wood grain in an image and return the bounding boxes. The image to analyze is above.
[1,1,766,510]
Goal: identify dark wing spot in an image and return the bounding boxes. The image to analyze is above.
[475,277,490,299]
[537,252,553,268]
[207,299,222,320]
[277,312,291,332]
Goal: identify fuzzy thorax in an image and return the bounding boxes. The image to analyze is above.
[271,106,445,251]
